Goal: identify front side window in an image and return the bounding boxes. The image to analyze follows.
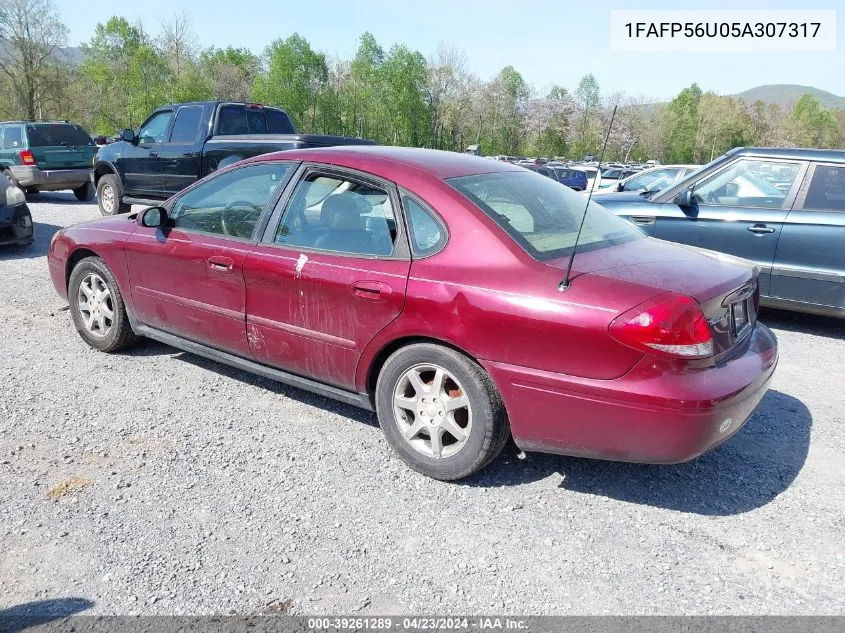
[170,162,293,239]
[800,165,845,211]
[169,106,203,143]
[138,111,173,144]
[447,170,643,261]
[275,172,397,256]
[692,159,801,209]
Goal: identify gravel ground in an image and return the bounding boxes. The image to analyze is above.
[1,192,843,617]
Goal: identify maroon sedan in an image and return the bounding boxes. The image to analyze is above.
[48,147,777,480]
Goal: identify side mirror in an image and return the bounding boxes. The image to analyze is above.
[677,188,694,207]
[139,206,169,228]
[614,182,623,192]
[120,128,136,144]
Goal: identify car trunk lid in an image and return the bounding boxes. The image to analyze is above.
[547,237,759,357]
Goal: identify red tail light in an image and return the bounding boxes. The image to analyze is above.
[609,292,714,359]
[19,150,35,166]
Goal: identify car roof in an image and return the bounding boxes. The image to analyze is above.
[730,147,845,162]
[250,146,524,179]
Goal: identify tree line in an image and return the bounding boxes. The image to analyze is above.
[1,0,843,163]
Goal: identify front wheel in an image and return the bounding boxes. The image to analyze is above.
[68,256,138,352]
[375,343,510,481]
[96,174,130,216]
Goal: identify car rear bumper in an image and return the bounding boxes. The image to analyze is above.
[483,323,778,463]
[8,166,91,190]
[0,203,33,245]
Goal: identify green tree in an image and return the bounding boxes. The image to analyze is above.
[0,0,68,119]
[253,33,328,130]
[664,83,703,163]
[785,95,838,147]
[200,46,260,101]
[78,17,170,133]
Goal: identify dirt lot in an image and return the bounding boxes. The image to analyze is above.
[1,192,843,616]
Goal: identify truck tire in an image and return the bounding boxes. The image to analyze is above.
[96,174,130,216]
[74,181,95,202]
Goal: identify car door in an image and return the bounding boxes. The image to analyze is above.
[770,162,845,311]
[120,110,174,198]
[244,166,411,390]
[159,104,205,197]
[653,157,807,296]
[124,161,296,356]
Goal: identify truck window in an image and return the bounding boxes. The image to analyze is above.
[169,106,204,143]
[138,111,174,144]
[217,105,250,135]
[266,109,296,134]
[217,104,296,136]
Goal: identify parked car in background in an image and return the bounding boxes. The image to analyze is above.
[595,165,699,195]
[49,147,777,480]
[525,164,557,180]
[598,147,845,318]
[573,165,602,191]
[0,170,32,246]
[0,120,97,201]
[597,167,637,188]
[92,101,375,216]
[549,166,588,191]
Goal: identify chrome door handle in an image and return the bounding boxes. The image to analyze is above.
[207,256,234,272]
[148,151,159,158]
[747,224,775,235]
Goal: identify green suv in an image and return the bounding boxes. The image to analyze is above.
[0,121,97,200]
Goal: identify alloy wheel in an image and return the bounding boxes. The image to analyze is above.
[77,272,114,338]
[392,363,473,459]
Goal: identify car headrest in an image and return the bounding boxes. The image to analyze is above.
[320,193,371,230]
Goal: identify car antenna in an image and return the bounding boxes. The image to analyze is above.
[559,104,617,292]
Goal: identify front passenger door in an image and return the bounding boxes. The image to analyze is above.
[121,110,174,198]
[124,161,295,356]
[654,158,806,295]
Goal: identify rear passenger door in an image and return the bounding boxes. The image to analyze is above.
[245,167,411,390]
[159,105,205,197]
[654,157,806,296]
[770,162,845,311]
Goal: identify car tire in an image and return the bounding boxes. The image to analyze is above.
[73,181,95,202]
[375,343,510,481]
[96,174,130,216]
[68,256,138,353]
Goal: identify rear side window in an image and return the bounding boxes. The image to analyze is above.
[403,194,446,257]
[217,105,296,135]
[169,106,204,143]
[266,108,296,134]
[2,127,22,149]
[26,124,93,147]
[447,171,642,261]
[801,165,845,211]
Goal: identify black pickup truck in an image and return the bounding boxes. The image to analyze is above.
[92,101,375,215]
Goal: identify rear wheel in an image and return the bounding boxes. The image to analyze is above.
[375,343,510,481]
[68,256,138,352]
[73,181,95,202]
[96,174,130,216]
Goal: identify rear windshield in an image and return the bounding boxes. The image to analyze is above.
[217,104,296,135]
[26,124,93,147]
[447,171,643,261]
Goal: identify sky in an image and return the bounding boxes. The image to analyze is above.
[56,0,844,101]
